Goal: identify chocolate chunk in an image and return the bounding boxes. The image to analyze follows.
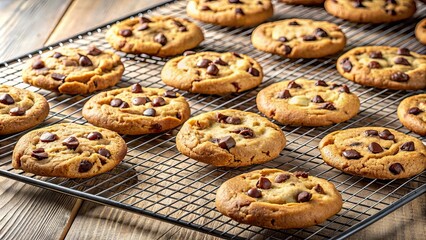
[314,184,325,194]
[365,130,379,136]
[339,84,350,93]
[387,0,397,3]
[228,0,242,3]
[247,188,262,198]
[311,95,325,103]
[196,59,212,68]
[0,94,14,105]
[40,132,58,142]
[342,149,362,159]
[79,55,93,67]
[225,116,242,125]
[132,97,148,106]
[87,132,102,140]
[216,113,229,123]
[369,51,383,59]
[287,80,301,89]
[390,72,409,82]
[152,97,166,107]
[283,45,292,55]
[247,67,260,76]
[32,148,48,160]
[206,64,219,76]
[277,89,291,99]
[131,83,143,93]
[397,48,411,56]
[235,8,244,15]
[62,136,79,150]
[386,9,396,15]
[400,141,415,151]
[231,127,254,138]
[379,129,395,140]
[200,5,211,11]
[98,148,111,158]
[178,26,187,32]
[274,173,290,183]
[51,73,66,81]
[278,36,288,42]
[53,52,63,58]
[183,51,196,56]
[143,108,156,116]
[297,191,312,202]
[408,107,423,115]
[341,58,352,72]
[176,112,182,119]
[110,98,123,107]
[368,61,382,69]
[294,171,309,178]
[232,52,242,58]
[394,57,410,66]
[154,33,167,46]
[330,83,342,89]
[303,35,317,41]
[87,46,102,56]
[120,101,129,109]
[32,59,45,69]
[139,16,152,23]
[119,29,132,37]
[9,107,25,116]
[319,102,336,110]
[289,21,299,26]
[213,58,228,66]
[256,177,272,189]
[78,160,93,173]
[217,136,236,150]
[389,163,404,175]
[368,142,384,153]
[353,0,365,8]
[315,80,328,87]
[314,28,328,38]
[163,90,177,98]
[137,23,149,31]
[173,20,184,27]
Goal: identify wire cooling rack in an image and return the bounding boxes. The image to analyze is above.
[0,1,425,239]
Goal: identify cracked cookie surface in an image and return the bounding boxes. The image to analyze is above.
[415,18,426,45]
[215,169,342,229]
[0,85,49,135]
[186,0,273,27]
[397,94,426,136]
[256,78,360,126]
[106,15,204,57]
[22,46,124,95]
[176,109,286,167]
[161,51,263,95]
[319,127,426,179]
[337,46,426,90]
[12,123,127,178]
[251,19,346,58]
[82,84,191,135]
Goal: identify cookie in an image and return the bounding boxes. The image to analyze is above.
[186,0,273,27]
[397,94,426,136]
[324,0,416,23]
[337,46,426,90]
[251,19,346,59]
[82,84,190,135]
[256,79,360,126]
[12,123,127,178]
[319,127,426,179]
[415,18,426,45]
[161,51,263,95]
[176,109,286,167]
[0,85,49,135]
[280,0,325,5]
[215,169,343,229]
[106,15,204,57]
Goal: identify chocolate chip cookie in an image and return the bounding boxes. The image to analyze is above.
[106,15,204,57]
[415,18,426,45]
[161,51,263,95]
[22,46,124,95]
[280,0,325,5]
[0,85,49,135]
[397,94,426,136]
[324,0,416,23]
[82,84,191,135]
[215,169,342,229]
[251,19,346,58]
[12,123,127,178]
[186,0,273,27]
[337,46,426,90]
[256,79,360,126]
[176,109,286,167]
[319,127,426,179]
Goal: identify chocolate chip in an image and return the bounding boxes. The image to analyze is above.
[0,94,14,105]
[353,0,365,7]
[9,107,25,116]
[176,112,182,119]
[289,21,299,26]
[62,136,79,150]
[342,149,362,159]
[389,163,404,175]
[137,23,149,31]
[87,46,102,56]
[319,102,336,110]
[79,55,93,67]
[78,160,93,173]
[32,148,48,160]
[400,141,415,151]
[232,52,242,58]
[294,171,309,178]
[110,98,123,107]
[330,83,342,89]
[139,16,152,23]
[216,113,229,123]
[397,48,411,56]
[379,129,395,140]
[98,148,111,158]
[247,67,260,76]
[283,45,292,54]
[206,64,219,76]
[339,84,350,93]
[231,127,254,138]
[178,26,187,32]
[408,107,423,115]
[226,116,242,125]
[386,9,396,16]
[132,97,147,106]
[196,59,212,68]
[368,61,382,69]
[152,97,166,107]
[228,0,242,3]
[314,184,325,194]
[314,28,328,38]
[163,90,177,98]
[256,177,272,189]
[51,73,66,81]
[365,130,379,136]
[247,188,262,198]
[394,57,411,66]
[87,132,102,140]
[32,59,45,69]
[277,89,291,99]
[390,72,409,82]
[53,52,63,58]
[216,136,236,150]
[143,108,156,116]
[235,8,244,15]
[183,51,196,56]
[40,132,58,142]
[154,33,167,46]
[200,5,211,11]
[368,142,384,153]
[120,29,132,37]
[131,83,143,93]
[311,95,325,103]
[213,58,228,66]
[297,191,312,202]
[303,35,317,41]
[369,51,383,59]
[278,36,288,42]
[315,80,328,87]
[287,80,301,89]
[387,0,397,3]
[341,58,352,72]
[274,173,290,183]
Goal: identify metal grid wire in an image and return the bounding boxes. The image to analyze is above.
[0,0,425,239]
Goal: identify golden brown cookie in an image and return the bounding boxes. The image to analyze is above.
[319,127,426,179]
[161,51,263,95]
[186,0,273,27]
[256,79,360,126]
[215,169,343,229]
[324,0,416,23]
[415,18,426,45]
[397,94,426,136]
[176,109,286,167]
[82,84,190,135]
[337,46,426,90]
[106,15,204,57]
[12,123,127,178]
[280,0,325,5]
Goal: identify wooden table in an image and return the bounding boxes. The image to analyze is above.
[0,0,424,239]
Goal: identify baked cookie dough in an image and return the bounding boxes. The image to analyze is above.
[161,51,263,95]
[0,85,49,135]
[415,18,426,45]
[337,46,426,90]
[12,123,127,178]
[256,79,360,126]
[319,127,426,179]
[397,94,426,136]
[280,0,325,5]
[176,109,286,167]
[324,0,416,23]
[82,84,190,135]
[251,19,346,58]
[215,169,343,229]
[106,15,204,57]
[22,46,124,95]
[186,0,273,27]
